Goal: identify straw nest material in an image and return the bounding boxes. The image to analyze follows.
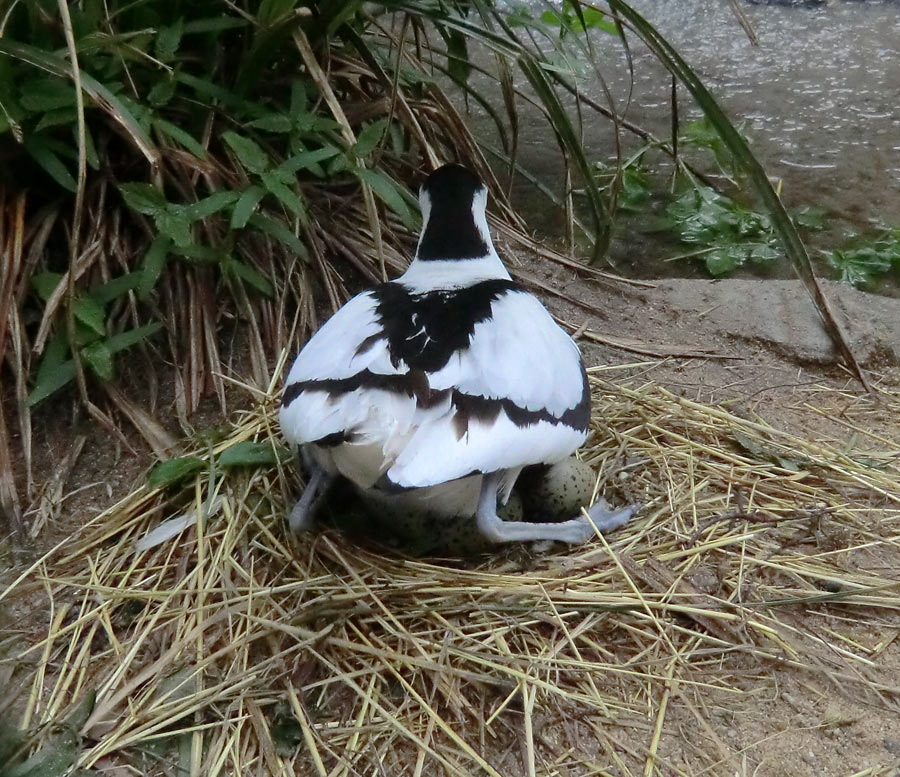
[4,362,900,776]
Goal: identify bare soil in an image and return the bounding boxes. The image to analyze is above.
[3,251,900,776]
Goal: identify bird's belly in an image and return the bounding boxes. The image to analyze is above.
[361,475,483,518]
[313,441,391,490]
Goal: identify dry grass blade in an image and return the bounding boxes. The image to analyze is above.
[4,372,900,774]
[0,190,26,537]
[293,28,387,281]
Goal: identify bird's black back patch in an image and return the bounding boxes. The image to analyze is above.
[417,165,489,261]
[360,278,520,373]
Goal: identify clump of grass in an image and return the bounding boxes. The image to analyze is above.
[2,367,899,774]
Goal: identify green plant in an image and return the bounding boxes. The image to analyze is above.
[665,185,779,275]
[1,0,642,423]
[679,116,752,182]
[826,227,900,287]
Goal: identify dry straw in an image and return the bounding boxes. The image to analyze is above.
[4,367,900,775]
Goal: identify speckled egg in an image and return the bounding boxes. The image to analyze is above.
[517,458,596,522]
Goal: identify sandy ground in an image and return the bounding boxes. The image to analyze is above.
[3,256,900,775]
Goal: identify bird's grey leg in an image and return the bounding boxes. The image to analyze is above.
[475,471,638,545]
[288,449,334,534]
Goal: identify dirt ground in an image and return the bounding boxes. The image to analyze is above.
[512,254,900,776]
[3,247,900,776]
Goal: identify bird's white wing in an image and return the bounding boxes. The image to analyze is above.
[280,290,410,448]
[385,291,589,488]
[283,291,399,383]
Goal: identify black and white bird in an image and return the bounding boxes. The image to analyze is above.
[279,164,637,545]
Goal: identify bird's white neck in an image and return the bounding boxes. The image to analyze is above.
[399,252,511,293]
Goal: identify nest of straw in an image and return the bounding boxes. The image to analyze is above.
[4,368,900,776]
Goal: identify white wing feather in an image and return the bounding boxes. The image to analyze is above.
[280,290,408,448]
[283,291,402,383]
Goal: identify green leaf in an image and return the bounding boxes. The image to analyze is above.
[578,7,618,34]
[289,79,307,117]
[169,243,221,264]
[148,457,205,489]
[222,131,270,174]
[247,114,293,133]
[182,17,248,34]
[275,145,341,177]
[176,72,248,111]
[260,172,306,220]
[82,341,114,380]
[445,29,472,85]
[65,691,96,731]
[19,77,76,112]
[82,124,100,170]
[748,243,780,264]
[155,17,184,60]
[618,167,651,212]
[218,441,284,468]
[230,185,266,229]
[148,76,177,108]
[540,9,563,26]
[156,211,193,247]
[25,135,76,192]
[119,183,168,216]
[793,206,827,231]
[247,214,308,258]
[827,246,893,287]
[224,256,274,297]
[74,296,106,336]
[138,236,172,298]
[32,271,63,301]
[705,246,742,276]
[92,272,142,305]
[351,119,387,160]
[153,118,207,159]
[34,106,77,131]
[182,191,240,221]
[28,351,77,407]
[353,168,417,231]
[103,322,164,354]
[31,333,71,399]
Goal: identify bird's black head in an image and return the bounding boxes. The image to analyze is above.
[416,164,491,261]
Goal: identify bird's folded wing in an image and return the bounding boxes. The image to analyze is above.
[385,291,590,488]
[280,290,409,446]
